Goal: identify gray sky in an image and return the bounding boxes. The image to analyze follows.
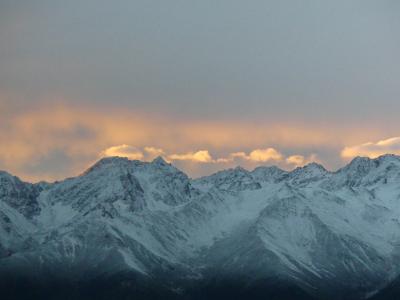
[1,0,400,181]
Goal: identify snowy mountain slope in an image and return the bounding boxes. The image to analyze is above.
[0,171,41,218]
[2,155,400,299]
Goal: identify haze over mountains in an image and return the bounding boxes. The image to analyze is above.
[2,154,400,299]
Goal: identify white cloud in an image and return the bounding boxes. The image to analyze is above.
[168,150,213,163]
[229,152,248,160]
[286,155,306,166]
[101,144,144,160]
[248,148,283,162]
[144,147,165,159]
[100,145,316,172]
[286,154,318,167]
[341,137,400,159]
[226,148,283,162]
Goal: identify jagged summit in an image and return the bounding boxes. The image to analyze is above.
[0,170,13,178]
[151,155,169,166]
[6,153,400,186]
[338,154,400,173]
[194,165,250,184]
[291,162,327,173]
[342,156,375,170]
[82,156,132,175]
[251,165,287,183]
[375,153,400,162]
[328,154,400,188]
[233,165,248,172]
[335,154,400,178]
[283,162,329,186]
[3,154,400,299]
[82,155,178,178]
[252,165,285,173]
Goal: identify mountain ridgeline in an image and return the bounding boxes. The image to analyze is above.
[2,155,400,299]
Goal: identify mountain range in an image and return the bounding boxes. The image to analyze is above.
[2,155,400,299]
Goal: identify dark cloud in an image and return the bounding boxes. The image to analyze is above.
[1,1,399,122]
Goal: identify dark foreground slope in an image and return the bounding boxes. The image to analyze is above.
[0,272,318,300]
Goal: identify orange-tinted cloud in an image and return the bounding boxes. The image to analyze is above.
[341,137,400,159]
[99,145,319,172]
[247,148,283,162]
[144,147,166,160]
[286,155,306,166]
[286,154,319,167]
[101,145,144,160]
[166,148,283,164]
[227,148,283,162]
[0,101,390,182]
[168,150,213,163]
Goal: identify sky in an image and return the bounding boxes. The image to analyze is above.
[1,0,400,182]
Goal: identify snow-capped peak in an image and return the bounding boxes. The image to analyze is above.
[286,162,329,185]
[151,156,168,166]
[82,156,133,175]
[292,162,327,173]
[251,165,287,183]
[3,154,400,299]
[338,155,400,175]
[329,154,400,188]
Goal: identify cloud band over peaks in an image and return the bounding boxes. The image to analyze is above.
[101,145,316,169]
[341,137,400,159]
